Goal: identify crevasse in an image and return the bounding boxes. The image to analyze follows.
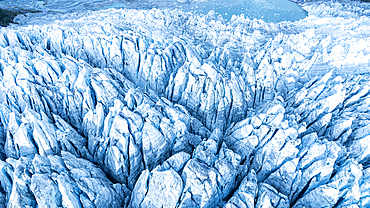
[1,1,370,207]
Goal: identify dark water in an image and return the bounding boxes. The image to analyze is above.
[177,0,308,22]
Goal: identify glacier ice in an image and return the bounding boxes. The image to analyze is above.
[2,0,307,23]
[1,0,370,207]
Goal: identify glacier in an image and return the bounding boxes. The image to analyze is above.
[1,0,370,207]
[177,0,308,22]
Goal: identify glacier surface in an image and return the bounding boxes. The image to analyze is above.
[3,0,307,23]
[1,0,370,207]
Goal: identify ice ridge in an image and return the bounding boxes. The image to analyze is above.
[1,1,370,207]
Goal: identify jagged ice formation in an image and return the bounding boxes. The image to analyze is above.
[1,1,370,207]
